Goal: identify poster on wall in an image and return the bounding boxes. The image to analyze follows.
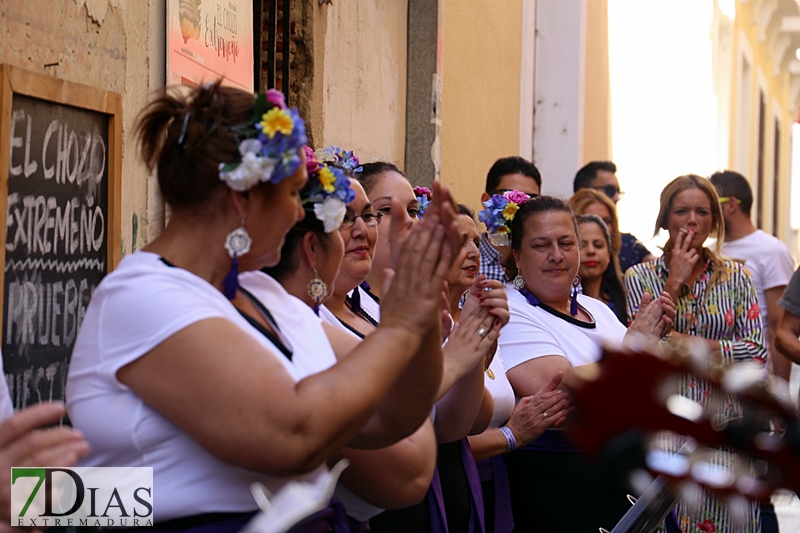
[167,0,254,92]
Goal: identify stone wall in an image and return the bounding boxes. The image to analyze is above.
[0,0,165,253]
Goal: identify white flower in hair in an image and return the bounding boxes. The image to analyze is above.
[221,151,276,191]
[313,196,348,233]
[240,138,263,156]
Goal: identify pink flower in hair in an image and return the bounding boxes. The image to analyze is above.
[266,89,287,109]
[304,145,320,176]
[503,190,531,205]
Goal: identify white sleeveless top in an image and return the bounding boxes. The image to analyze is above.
[243,275,383,522]
[350,285,381,323]
[500,285,627,374]
[66,253,328,521]
[484,348,515,428]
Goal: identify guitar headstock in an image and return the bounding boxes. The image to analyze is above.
[564,341,800,500]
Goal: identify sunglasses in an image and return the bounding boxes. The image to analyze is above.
[590,185,625,199]
[718,196,742,205]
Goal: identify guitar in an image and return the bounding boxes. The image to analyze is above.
[563,342,800,532]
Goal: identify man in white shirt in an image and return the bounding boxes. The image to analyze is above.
[709,170,796,381]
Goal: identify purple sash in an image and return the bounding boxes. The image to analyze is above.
[426,439,486,533]
[460,438,486,533]
[427,467,449,533]
[521,429,581,453]
[144,512,257,533]
[476,456,514,533]
[288,498,368,533]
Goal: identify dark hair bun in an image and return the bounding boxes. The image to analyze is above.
[135,81,255,208]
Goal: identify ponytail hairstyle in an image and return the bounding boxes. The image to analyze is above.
[135,82,255,208]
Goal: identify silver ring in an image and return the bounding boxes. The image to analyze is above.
[476,327,488,338]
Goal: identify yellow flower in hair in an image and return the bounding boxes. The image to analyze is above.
[260,108,294,138]
[318,166,336,193]
[502,202,519,220]
[495,225,510,234]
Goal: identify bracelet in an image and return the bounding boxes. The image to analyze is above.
[499,426,517,453]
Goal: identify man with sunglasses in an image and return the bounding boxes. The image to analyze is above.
[573,161,655,272]
[709,170,795,383]
[478,156,542,281]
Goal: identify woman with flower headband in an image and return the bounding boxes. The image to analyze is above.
[479,193,675,532]
[66,83,462,532]
[248,150,436,529]
[321,157,501,532]
[624,175,767,533]
[446,203,570,533]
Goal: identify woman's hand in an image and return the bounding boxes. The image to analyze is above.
[381,209,453,334]
[463,276,510,328]
[665,228,699,291]
[440,289,454,342]
[627,292,666,340]
[0,403,90,524]
[505,372,570,446]
[656,291,676,337]
[388,181,461,271]
[442,307,501,382]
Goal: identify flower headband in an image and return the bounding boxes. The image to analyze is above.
[413,186,432,218]
[218,89,307,191]
[478,190,532,246]
[316,146,363,175]
[302,146,355,232]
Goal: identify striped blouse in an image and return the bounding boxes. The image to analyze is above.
[624,256,766,533]
[624,256,766,366]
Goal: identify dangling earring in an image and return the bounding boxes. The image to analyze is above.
[513,273,525,290]
[223,225,252,299]
[570,276,580,316]
[308,269,328,316]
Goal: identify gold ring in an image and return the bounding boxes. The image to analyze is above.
[543,412,548,418]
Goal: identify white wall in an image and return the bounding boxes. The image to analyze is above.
[532,0,587,199]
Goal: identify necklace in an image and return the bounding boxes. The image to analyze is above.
[485,368,496,380]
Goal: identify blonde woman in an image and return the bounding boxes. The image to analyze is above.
[624,174,766,533]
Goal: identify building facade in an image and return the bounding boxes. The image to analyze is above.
[713,0,800,246]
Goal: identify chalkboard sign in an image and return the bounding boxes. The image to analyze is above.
[0,66,121,410]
